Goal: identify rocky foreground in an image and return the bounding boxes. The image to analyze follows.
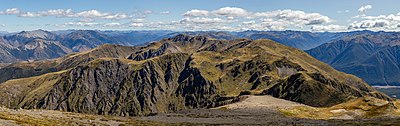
[0,95,398,125]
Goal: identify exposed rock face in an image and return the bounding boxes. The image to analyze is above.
[0,34,391,116]
[15,54,217,116]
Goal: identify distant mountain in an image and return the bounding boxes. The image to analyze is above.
[4,29,58,47]
[104,30,175,46]
[0,29,395,66]
[0,30,174,63]
[306,31,400,86]
[0,38,18,63]
[60,30,123,52]
[232,30,344,50]
[0,44,137,83]
[0,34,389,116]
[0,30,71,63]
[0,31,8,35]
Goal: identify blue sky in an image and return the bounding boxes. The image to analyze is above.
[0,0,399,32]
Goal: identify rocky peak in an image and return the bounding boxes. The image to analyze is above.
[170,34,208,43]
[16,29,55,40]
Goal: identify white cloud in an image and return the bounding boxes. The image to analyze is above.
[183,9,209,17]
[79,18,95,23]
[2,8,129,20]
[337,10,350,13]
[19,12,41,17]
[131,18,145,23]
[349,20,390,29]
[0,8,21,15]
[212,7,248,17]
[358,5,372,13]
[254,10,331,26]
[103,22,122,27]
[177,8,332,31]
[0,7,348,31]
[361,14,400,21]
[180,17,231,24]
[143,10,153,14]
[311,25,347,32]
[160,11,170,14]
[349,12,400,30]
[75,10,108,18]
[242,20,255,25]
[261,19,289,30]
[20,9,73,17]
[130,23,144,27]
[102,13,128,20]
[63,22,99,27]
[0,24,5,27]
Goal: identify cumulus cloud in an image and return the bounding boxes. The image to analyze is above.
[0,7,341,31]
[103,22,122,27]
[130,23,144,27]
[348,20,390,29]
[20,9,73,17]
[349,11,400,30]
[143,10,153,14]
[75,10,106,18]
[337,10,350,13]
[311,25,347,32]
[0,8,21,15]
[79,18,95,23]
[0,24,5,27]
[160,11,170,14]
[131,18,145,23]
[180,17,232,24]
[1,8,129,20]
[254,10,331,26]
[242,20,255,25]
[177,8,332,31]
[183,9,209,17]
[212,7,248,17]
[358,5,372,13]
[63,22,99,27]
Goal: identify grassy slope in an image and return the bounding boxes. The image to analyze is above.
[0,107,168,125]
[280,97,400,119]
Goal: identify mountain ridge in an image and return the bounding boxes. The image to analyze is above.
[306,32,400,86]
[0,34,390,116]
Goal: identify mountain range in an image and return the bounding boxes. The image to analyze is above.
[0,29,350,63]
[306,31,400,86]
[0,30,174,63]
[3,29,400,87]
[0,34,389,116]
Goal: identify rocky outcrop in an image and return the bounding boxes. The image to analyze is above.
[15,53,218,116]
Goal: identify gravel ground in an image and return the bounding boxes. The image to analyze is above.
[140,95,400,125]
[0,95,399,125]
